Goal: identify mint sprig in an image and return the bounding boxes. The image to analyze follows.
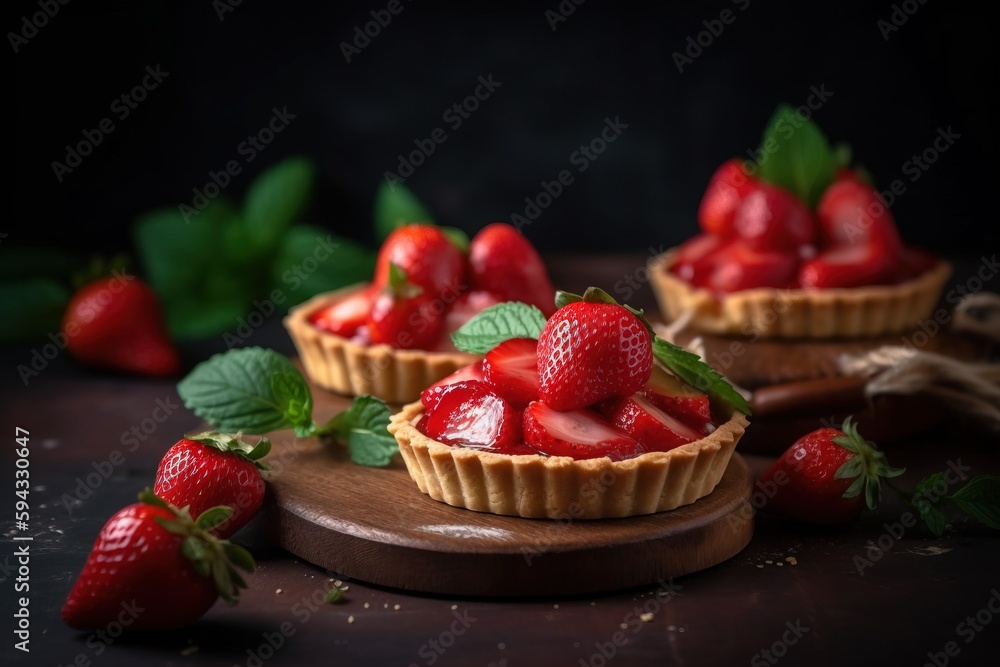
[753,104,839,208]
[905,474,1000,537]
[177,348,396,467]
[451,302,548,354]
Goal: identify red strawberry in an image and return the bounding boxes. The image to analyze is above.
[482,337,540,407]
[698,159,756,238]
[418,381,527,453]
[367,265,444,350]
[704,240,799,292]
[670,233,725,286]
[733,182,817,252]
[798,243,894,289]
[816,179,902,252]
[756,417,904,525]
[523,401,643,461]
[642,365,712,431]
[62,490,254,630]
[153,433,269,539]
[469,223,556,316]
[537,297,653,411]
[309,285,377,338]
[62,273,180,377]
[420,361,485,411]
[601,394,702,452]
[444,290,503,334]
[374,224,467,301]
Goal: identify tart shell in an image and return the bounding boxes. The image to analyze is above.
[283,286,479,404]
[388,401,750,519]
[649,250,951,338]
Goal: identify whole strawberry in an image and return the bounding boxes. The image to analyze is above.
[373,224,467,302]
[62,489,254,630]
[757,417,904,525]
[469,223,556,317]
[154,433,270,538]
[62,273,180,377]
[537,288,653,411]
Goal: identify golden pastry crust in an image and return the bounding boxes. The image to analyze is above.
[649,250,951,338]
[283,285,478,403]
[388,401,749,519]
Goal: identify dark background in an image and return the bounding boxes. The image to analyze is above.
[13,0,998,254]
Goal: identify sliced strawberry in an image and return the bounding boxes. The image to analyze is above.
[698,159,756,238]
[309,285,377,338]
[670,233,725,286]
[420,361,485,411]
[816,179,902,252]
[482,338,540,407]
[733,182,817,252]
[417,380,523,452]
[705,240,799,293]
[469,223,556,316]
[642,365,712,431]
[798,243,895,289]
[602,394,702,452]
[523,401,643,461]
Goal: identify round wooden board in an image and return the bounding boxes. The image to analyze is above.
[265,399,754,597]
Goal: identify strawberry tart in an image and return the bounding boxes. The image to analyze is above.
[284,222,556,403]
[388,288,750,519]
[651,108,951,338]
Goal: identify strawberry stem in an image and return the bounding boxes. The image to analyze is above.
[832,417,905,510]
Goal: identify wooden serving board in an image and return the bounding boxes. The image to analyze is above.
[264,373,754,597]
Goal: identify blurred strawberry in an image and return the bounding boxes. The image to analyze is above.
[698,159,756,238]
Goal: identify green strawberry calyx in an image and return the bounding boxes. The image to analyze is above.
[384,262,423,299]
[186,431,272,471]
[832,417,905,510]
[141,488,255,605]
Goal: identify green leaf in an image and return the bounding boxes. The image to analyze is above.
[915,497,947,537]
[0,279,70,343]
[324,586,346,604]
[223,543,256,573]
[450,302,548,354]
[440,226,470,253]
[949,476,1000,530]
[243,157,315,251]
[195,506,234,531]
[374,181,435,239]
[321,395,398,467]
[177,347,316,434]
[271,372,316,436]
[270,225,375,305]
[755,105,838,208]
[652,338,752,416]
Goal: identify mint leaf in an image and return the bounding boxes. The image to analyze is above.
[949,476,1000,530]
[652,338,752,416]
[321,395,398,467]
[270,225,375,305]
[178,347,318,434]
[271,372,315,437]
[440,226,470,253]
[374,181,435,239]
[755,104,838,208]
[0,279,70,343]
[451,302,547,354]
[243,157,314,251]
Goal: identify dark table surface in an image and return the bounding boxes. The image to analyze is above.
[2,254,999,667]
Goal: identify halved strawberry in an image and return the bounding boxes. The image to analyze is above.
[309,285,377,338]
[670,233,725,286]
[704,240,799,293]
[417,380,524,452]
[642,365,712,431]
[733,182,817,252]
[602,394,702,452]
[798,243,894,289]
[698,159,756,238]
[482,338,540,407]
[523,401,643,461]
[420,362,485,411]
